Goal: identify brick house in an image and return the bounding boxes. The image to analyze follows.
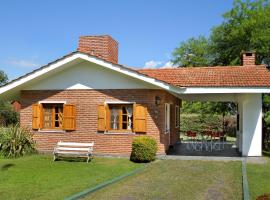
[1,35,270,156]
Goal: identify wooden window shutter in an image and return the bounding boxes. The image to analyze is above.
[133,104,147,133]
[32,104,41,129]
[105,104,110,130]
[97,105,106,131]
[63,104,76,131]
[39,104,44,129]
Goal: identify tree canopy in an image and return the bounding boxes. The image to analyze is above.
[0,70,8,86]
[172,0,270,67]
[172,36,212,67]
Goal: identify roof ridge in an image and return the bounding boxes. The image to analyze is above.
[138,65,267,71]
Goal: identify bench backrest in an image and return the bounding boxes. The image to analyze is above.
[56,141,94,152]
[57,141,94,147]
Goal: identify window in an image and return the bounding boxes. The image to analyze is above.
[109,104,133,131]
[32,103,76,131]
[43,104,63,129]
[97,104,147,133]
[165,103,170,134]
[175,105,180,128]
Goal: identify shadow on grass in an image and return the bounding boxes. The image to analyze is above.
[1,163,15,171]
[54,157,92,163]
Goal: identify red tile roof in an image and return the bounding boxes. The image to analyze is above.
[138,65,270,87]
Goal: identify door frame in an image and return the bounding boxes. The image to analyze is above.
[165,103,171,145]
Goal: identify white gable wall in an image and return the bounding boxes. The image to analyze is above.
[25,61,159,90]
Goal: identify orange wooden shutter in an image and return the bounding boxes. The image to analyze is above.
[32,104,40,129]
[63,104,76,131]
[105,104,110,130]
[98,105,106,131]
[133,104,147,133]
[39,104,44,129]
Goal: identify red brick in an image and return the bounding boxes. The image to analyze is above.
[20,89,180,156]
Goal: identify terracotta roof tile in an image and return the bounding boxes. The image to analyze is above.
[138,65,270,87]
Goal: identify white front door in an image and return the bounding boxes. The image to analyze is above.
[165,103,171,144]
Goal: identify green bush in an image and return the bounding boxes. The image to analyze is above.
[0,124,36,158]
[180,114,236,137]
[130,136,157,163]
[0,100,19,126]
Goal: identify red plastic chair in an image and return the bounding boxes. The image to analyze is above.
[186,131,197,150]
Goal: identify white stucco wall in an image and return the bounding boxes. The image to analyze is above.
[24,61,158,90]
[237,93,262,156]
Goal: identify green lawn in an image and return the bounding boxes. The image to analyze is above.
[0,154,140,200]
[2,154,260,200]
[85,160,242,200]
[247,157,270,199]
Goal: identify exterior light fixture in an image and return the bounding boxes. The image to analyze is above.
[155,96,161,106]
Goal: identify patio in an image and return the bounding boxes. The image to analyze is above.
[168,141,241,157]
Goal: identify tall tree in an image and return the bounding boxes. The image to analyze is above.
[172,36,212,67]
[210,0,270,65]
[172,0,270,66]
[0,70,8,86]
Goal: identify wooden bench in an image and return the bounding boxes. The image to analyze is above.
[53,141,94,163]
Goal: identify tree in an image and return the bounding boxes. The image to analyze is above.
[0,100,19,126]
[172,0,270,66]
[0,70,8,86]
[172,36,213,67]
[210,0,270,65]
[262,94,270,150]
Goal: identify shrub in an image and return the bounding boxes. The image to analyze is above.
[0,124,36,158]
[180,114,236,137]
[0,100,19,126]
[130,136,157,163]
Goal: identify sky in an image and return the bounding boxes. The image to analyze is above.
[0,0,234,80]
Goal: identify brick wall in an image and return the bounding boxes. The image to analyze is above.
[20,89,180,155]
[242,52,256,66]
[77,35,118,64]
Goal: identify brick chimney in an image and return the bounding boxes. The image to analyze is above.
[77,35,118,64]
[242,52,256,66]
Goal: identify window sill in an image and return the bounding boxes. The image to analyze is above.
[103,131,135,135]
[37,130,66,133]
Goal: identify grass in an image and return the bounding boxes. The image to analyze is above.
[0,154,141,200]
[85,160,242,200]
[247,157,270,199]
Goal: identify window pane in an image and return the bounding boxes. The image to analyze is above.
[108,104,133,131]
[42,104,63,129]
[122,123,127,129]
[125,105,133,130]
[55,121,59,127]
[110,107,119,130]
[44,107,52,129]
[54,105,63,128]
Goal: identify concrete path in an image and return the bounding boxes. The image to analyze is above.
[163,155,243,162]
[162,154,268,163]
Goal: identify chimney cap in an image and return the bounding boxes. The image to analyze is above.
[241,50,256,55]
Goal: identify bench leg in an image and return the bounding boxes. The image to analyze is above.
[53,154,57,161]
